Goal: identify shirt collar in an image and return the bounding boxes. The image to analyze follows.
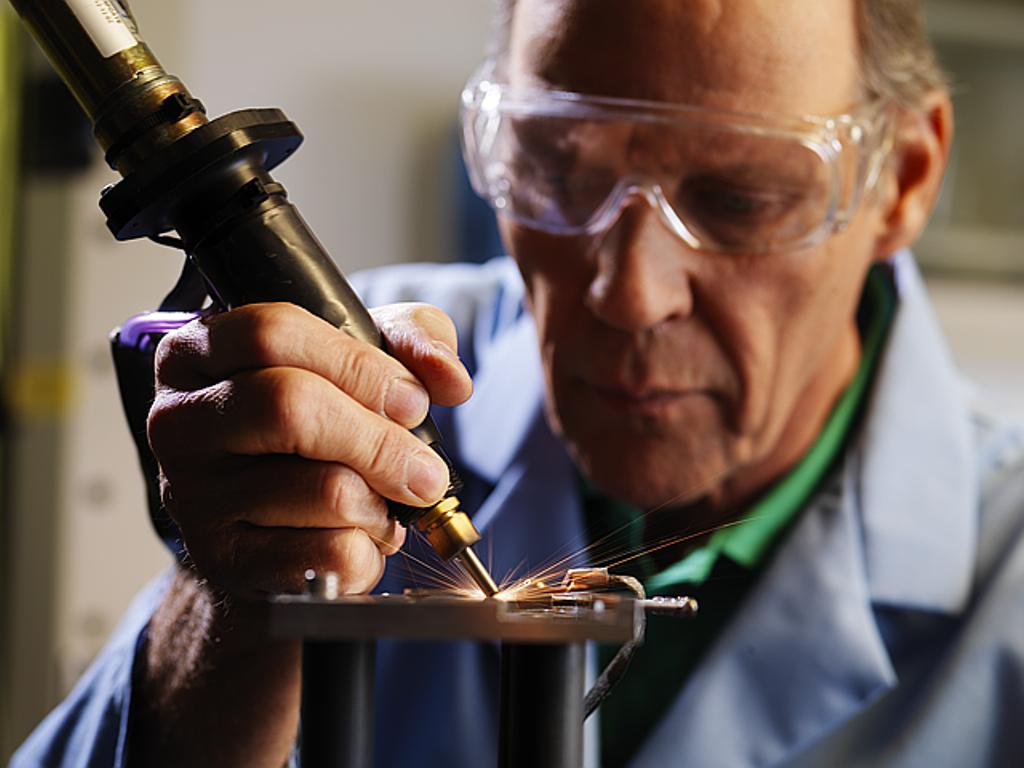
[853,250,978,614]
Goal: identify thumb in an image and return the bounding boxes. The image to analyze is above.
[370,303,473,407]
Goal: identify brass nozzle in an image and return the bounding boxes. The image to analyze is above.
[415,496,479,559]
[415,496,498,596]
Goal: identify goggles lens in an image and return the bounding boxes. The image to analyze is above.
[462,72,888,254]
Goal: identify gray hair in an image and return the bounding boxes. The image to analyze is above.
[488,0,947,108]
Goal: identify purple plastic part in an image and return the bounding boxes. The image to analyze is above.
[116,311,199,349]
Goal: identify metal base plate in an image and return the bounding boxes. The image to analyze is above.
[268,592,641,644]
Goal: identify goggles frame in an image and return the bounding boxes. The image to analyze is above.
[460,63,894,255]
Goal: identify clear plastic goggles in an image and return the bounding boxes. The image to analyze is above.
[460,65,893,255]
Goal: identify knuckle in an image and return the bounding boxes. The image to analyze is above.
[146,393,181,456]
[243,303,301,363]
[329,529,384,593]
[152,334,176,381]
[259,369,312,437]
[334,342,384,397]
[320,463,358,518]
[379,523,407,556]
[364,425,408,481]
[153,324,201,385]
[148,384,232,459]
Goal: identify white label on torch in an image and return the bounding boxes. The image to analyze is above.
[64,0,138,58]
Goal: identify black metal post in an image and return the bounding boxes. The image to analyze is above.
[499,642,585,768]
[300,639,376,768]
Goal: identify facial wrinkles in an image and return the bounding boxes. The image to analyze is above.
[516,195,847,463]
[505,0,875,508]
[666,256,779,437]
[739,238,855,449]
[506,187,758,438]
[569,223,741,401]
[511,0,861,114]
[567,315,735,398]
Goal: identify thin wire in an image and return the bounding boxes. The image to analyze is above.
[583,574,646,720]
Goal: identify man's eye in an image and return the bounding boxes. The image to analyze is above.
[513,162,614,202]
[707,189,768,216]
[679,176,799,224]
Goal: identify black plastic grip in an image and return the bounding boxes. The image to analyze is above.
[183,169,454,528]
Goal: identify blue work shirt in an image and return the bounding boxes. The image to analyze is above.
[13,251,1024,767]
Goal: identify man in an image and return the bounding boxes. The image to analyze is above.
[14,0,1024,766]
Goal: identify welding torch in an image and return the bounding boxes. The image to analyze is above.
[9,0,499,596]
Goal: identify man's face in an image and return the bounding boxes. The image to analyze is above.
[502,0,889,510]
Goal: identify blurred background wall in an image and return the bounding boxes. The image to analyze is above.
[918,1,1024,425]
[0,1,493,756]
[1,0,1022,759]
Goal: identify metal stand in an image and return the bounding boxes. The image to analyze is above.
[301,639,376,768]
[269,592,642,768]
[499,643,585,768]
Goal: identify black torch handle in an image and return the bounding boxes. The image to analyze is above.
[180,159,448,486]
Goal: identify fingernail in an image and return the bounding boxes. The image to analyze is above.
[384,378,430,424]
[406,451,449,503]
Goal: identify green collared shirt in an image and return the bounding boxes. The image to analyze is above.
[585,265,897,766]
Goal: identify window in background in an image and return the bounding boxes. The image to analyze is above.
[920,0,1024,278]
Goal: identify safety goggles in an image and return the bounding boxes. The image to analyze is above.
[460,65,893,255]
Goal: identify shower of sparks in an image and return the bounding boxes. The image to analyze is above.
[379,465,772,602]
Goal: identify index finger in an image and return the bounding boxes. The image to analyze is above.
[155,302,436,429]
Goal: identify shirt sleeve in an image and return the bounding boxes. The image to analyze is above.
[10,570,173,768]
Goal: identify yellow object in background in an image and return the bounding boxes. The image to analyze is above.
[5,360,77,421]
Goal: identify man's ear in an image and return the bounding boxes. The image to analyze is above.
[872,88,954,260]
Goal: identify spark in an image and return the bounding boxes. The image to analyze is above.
[386,465,775,601]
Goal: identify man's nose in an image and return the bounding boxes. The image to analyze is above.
[585,203,695,332]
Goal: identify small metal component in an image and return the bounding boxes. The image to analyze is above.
[549,593,598,610]
[639,595,699,617]
[560,567,610,591]
[304,569,340,600]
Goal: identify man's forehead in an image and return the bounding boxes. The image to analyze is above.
[507,0,862,116]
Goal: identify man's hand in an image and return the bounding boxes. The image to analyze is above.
[130,301,472,767]
[148,301,474,597]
